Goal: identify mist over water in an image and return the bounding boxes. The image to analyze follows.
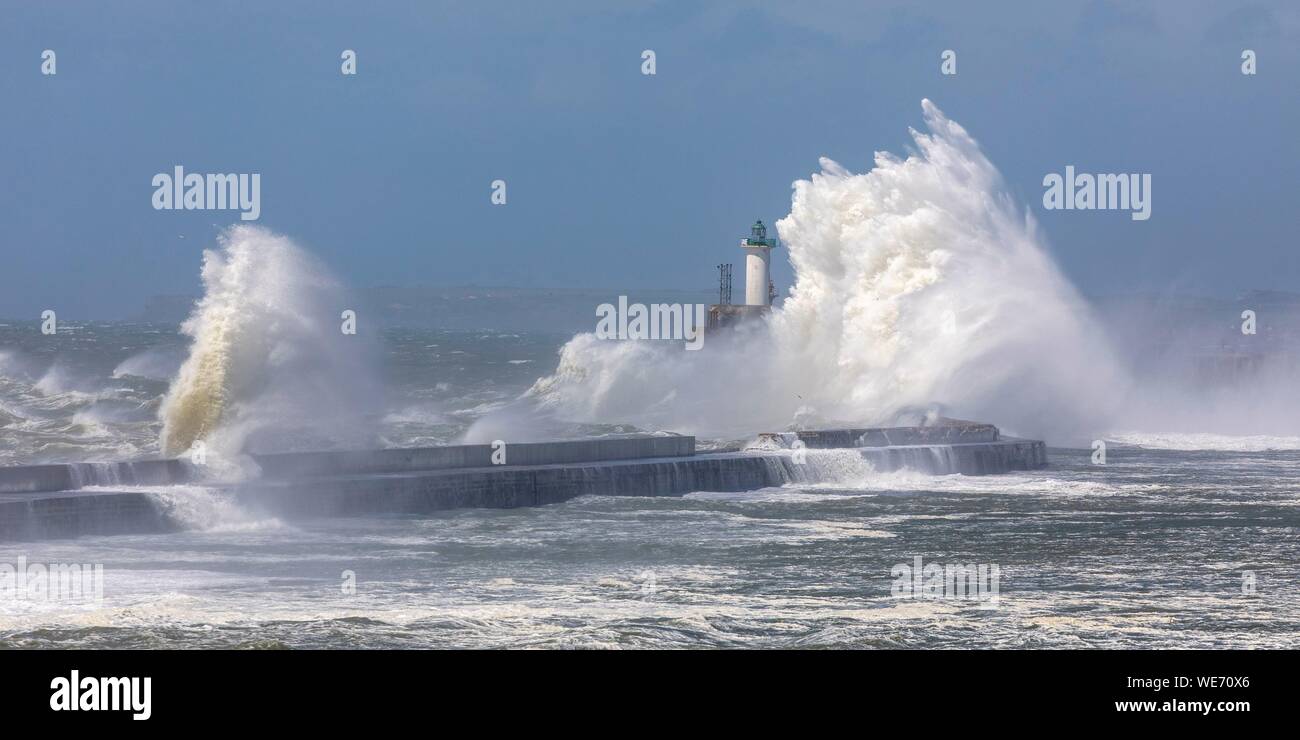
[1095,292,1300,445]
[530,101,1128,444]
[159,225,380,462]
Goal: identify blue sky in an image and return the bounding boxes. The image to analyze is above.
[2,0,1297,318]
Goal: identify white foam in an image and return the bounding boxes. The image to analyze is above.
[113,347,184,381]
[34,364,91,397]
[158,225,381,457]
[81,485,287,533]
[527,100,1126,443]
[1105,431,1300,452]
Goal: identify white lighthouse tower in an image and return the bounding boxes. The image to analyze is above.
[706,219,779,332]
[741,220,776,306]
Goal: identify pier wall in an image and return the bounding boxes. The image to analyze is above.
[0,436,695,494]
[241,453,778,517]
[0,433,1047,542]
[233,439,1046,518]
[761,424,1000,448]
[858,438,1047,474]
[252,435,695,479]
[0,491,171,541]
[0,460,192,494]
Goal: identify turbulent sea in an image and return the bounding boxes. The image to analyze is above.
[2,322,1299,649]
[4,102,1299,648]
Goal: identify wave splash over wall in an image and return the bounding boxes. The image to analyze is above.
[529,100,1127,442]
[159,225,378,461]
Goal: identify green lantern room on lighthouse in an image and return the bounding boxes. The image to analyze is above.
[746,220,775,247]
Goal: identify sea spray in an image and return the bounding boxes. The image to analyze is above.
[142,484,285,533]
[527,100,1128,443]
[112,346,185,381]
[158,225,380,460]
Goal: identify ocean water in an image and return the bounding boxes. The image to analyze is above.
[0,320,589,465]
[2,323,1299,649]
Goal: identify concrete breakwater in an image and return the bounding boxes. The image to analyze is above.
[0,459,192,495]
[0,436,695,495]
[0,426,1047,541]
[759,422,1000,448]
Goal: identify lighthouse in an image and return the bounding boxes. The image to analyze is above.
[706,219,779,332]
[741,220,777,306]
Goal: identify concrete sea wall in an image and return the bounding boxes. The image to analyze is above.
[0,430,1048,541]
[760,424,1000,448]
[0,436,695,494]
[858,438,1047,475]
[252,435,695,479]
[0,490,173,541]
[241,453,779,517]
[0,460,193,495]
